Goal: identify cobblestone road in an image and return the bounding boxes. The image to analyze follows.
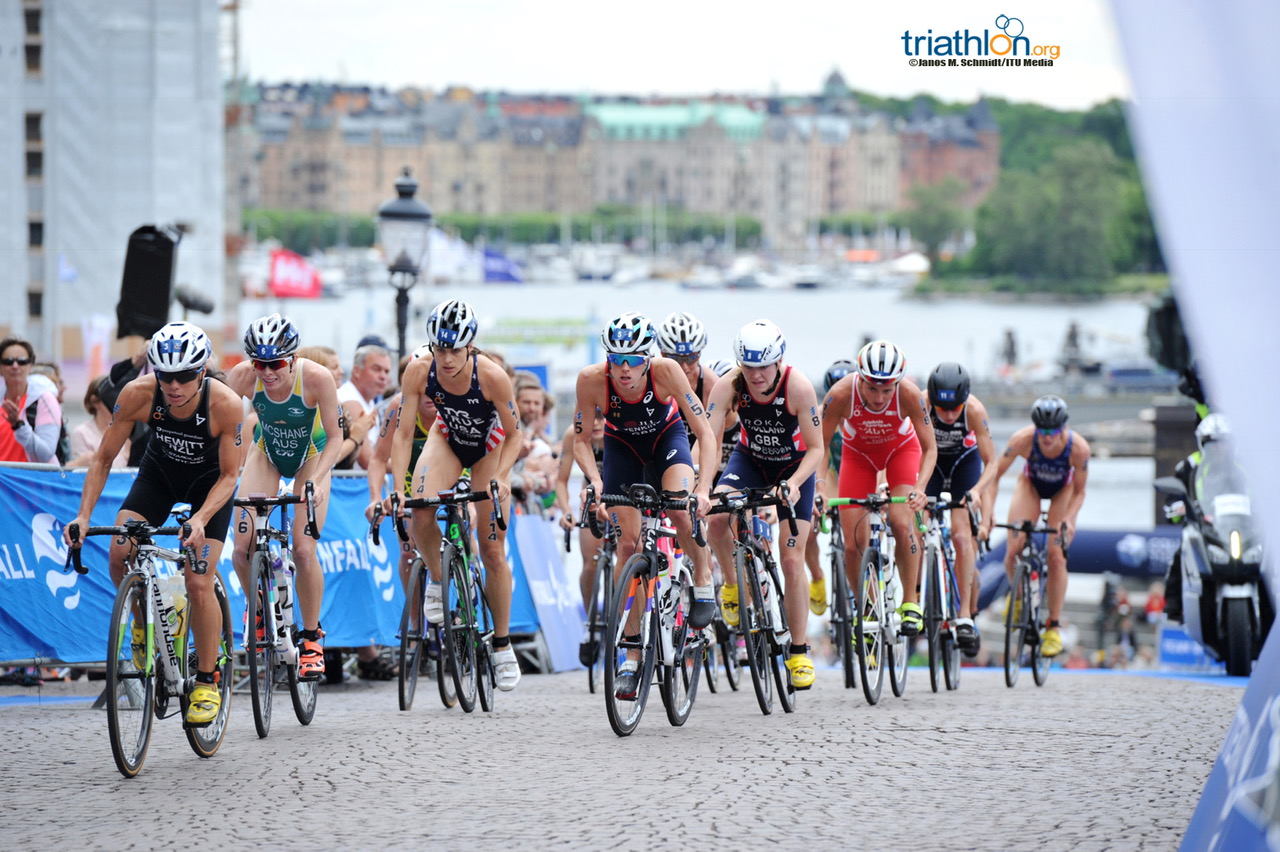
[0,667,1241,851]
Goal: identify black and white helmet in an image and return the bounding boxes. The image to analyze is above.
[856,340,907,384]
[243,313,299,360]
[601,312,656,355]
[147,322,212,372]
[426,299,478,349]
[733,319,786,367]
[657,312,707,356]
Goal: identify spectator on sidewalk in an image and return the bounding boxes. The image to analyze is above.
[68,376,130,468]
[1,336,63,464]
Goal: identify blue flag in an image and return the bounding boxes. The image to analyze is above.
[483,248,525,283]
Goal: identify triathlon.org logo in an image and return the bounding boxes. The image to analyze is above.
[902,15,1060,67]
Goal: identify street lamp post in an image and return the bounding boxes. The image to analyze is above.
[377,167,433,363]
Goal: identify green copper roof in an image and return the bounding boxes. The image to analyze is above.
[584,102,764,141]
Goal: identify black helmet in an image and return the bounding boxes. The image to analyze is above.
[823,359,855,393]
[1031,394,1069,430]
[927,362,971,410]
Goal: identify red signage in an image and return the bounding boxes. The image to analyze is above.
[268,249,322,299]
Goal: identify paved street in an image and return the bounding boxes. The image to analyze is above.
[0,666,1241,851]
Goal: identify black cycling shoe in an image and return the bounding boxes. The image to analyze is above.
[578,639,599,668]
[688,598,716,630]
[956,622,979,657]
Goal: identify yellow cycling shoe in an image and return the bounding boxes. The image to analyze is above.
[185,682,222,727]
[785,654,815,690]
[721,584,740,628]
[1040,627,1064,658]
[809,577,828,616]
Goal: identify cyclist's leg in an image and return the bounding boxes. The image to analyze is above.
[578,524,602,610]
[657,443,715,628]
[409,431,461,582]
[836,452,878,583]
[1004,477,1042,580]
[470,450,513,638]
[289,451,331,633]
[884,443,923,611]
[1041,482,1076,656]
[709,450,764,627]
[185,493,233,676]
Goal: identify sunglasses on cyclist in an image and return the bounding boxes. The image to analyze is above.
[664,352,700,365]
[156,368,201,384]
[253,357,292,372]
[1036,426,1065,437]
[1,357,32,366]
[607,353,650,368]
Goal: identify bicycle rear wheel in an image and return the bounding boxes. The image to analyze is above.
[398,558,427,711]
[441,548,479,713]
[106,572,155,778]
[767,561,797,714]
[719,620,742,691]
[832,558,856,690]
[736,548,773,716]
[186,574,234,759]
[476,580,495,713]
[585,553,608,695]
[887,559,909,698]
[855,547,885,706]
[661,580,702,726]
[604,555,659,736]
[702,625,720,693]
[1032,567,1051,687]
[925,544,943,694]
[246,553,275,738]
[1004,563,1030,688]
[943,560,962,691]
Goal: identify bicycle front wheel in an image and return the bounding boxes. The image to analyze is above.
[441,547,479,713]
[924,544,943,694]
[246,553,275,738]
[854,546,885,706]
[398,558,427,711]
[106,572,155,778]
[736,547,773,716]
[767,561,797,714]
[186,573,234,759]
[943,559,962,691]
[1032,566,1051,687]
[887,561,909,699]
[604,554,658,737]
[1004,563,1030,688]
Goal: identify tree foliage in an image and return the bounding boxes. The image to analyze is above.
[902,177,966,269]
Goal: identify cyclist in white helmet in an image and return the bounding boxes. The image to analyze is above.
[65,322,244,727]
[572,311,720,700]
[390,299,525,692]
[225,313,345,680]
[705,319,826,689]
[820,339,936,640]
[656,312,719,448]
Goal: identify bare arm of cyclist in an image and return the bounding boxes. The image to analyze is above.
[183,381,245,559]
[63,379,151,548]
[573,365,606,495]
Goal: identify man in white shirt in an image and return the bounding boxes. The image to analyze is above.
[337,338,391,471]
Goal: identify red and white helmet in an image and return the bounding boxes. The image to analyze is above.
[856,339,906,384]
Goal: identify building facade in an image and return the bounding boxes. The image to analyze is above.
[0,1,223,361]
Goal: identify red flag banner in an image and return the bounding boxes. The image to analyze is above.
[268,249,322,299]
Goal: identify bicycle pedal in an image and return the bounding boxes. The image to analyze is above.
[182,719,214,730]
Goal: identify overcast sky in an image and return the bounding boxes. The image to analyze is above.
[239,0,1132,109]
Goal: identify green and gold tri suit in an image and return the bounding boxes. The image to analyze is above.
[252,369,326,478]
[403,409,432,495]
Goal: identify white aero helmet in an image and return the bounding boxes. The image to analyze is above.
[706,357,735,377]
[601,311,656,355]
[1195,412,1230,451]
[657,311,708,356]
[243,313,299,360]
[426,299,478,349]
[733,319,786,367]
[147,321,212,372]
[856,339,907,384]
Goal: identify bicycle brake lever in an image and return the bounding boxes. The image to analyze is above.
[65,523,87,574]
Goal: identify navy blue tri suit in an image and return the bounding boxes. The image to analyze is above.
[925,406,982,498]
[121,379,234,540]
[601,368,694,497]
[1024,431,1074,499]
[426,355,504,467]
[716,367,816,523]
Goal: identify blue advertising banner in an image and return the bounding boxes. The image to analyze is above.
[0,467,553,664]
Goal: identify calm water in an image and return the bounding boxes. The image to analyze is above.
[263,280,1153,391]
[255,281,1160,529]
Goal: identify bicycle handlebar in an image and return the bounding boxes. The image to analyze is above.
[567,484,605,552]
[707,485,799,539]
[403,479,508,532]
[995,520,1071,560]
[602,483,705,547]
[233,481,319,540]
[65,520,201,575]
